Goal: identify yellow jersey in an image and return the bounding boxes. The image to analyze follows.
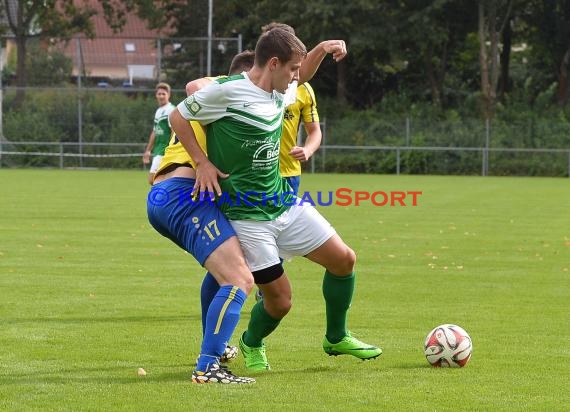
[279,82,319,177]
[154,121,207,176]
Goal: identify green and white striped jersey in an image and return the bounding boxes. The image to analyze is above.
[178,73,295,221]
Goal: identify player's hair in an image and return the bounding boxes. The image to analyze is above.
[261,22,295,35]
[228,50,255,75]
[155,82,171,94]
[254,28,306,67]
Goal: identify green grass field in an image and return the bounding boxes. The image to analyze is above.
[1,169,569,411]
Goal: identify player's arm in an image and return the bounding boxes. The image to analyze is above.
[171,80,229,196]
[143,130,155,164]
[185,77,214,96]
[169,109,226,196]
[299,40,347,84]
[289,121,322,162]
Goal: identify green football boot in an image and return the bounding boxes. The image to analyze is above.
[323,333,382,360]
[239,333,270,371]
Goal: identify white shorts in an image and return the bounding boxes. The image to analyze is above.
[149,155,163,173]
[230,201,336,272]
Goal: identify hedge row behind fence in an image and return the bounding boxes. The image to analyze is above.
[2,88,570,176]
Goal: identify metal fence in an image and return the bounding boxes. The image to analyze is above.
[1,84,569,176]
[2,138,569,177]
[309,145,570,177]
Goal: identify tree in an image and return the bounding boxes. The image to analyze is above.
[397,0,477,107]
[477,0,514,118]
[1,0,97,105]
[528,0,570,105]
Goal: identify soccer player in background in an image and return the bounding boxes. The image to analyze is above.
[142,83,176,185]
[170,28,382,373]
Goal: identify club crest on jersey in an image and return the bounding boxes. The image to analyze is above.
[184,96,202,115]
[284,108,295,120]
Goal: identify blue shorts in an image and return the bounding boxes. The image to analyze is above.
[146,177,236,266]
[285,175,300,196]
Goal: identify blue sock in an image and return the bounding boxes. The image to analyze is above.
[196,285,246,372]
[200,272,220,336]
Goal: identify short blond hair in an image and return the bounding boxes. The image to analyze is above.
[156,82,171,94]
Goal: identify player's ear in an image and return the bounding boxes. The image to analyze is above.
[268,56,280,71]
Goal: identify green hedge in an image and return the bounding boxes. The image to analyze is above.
[2,89,570,176]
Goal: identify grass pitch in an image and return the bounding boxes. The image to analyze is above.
[0,169,568,411]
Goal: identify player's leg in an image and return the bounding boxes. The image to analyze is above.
[199,272,240,364]
[200,272,219,337]
[306,234,382,360]
[147,178,255,383]
[230,220,290,371]
[255,175,299,302]
[280,204,382,360]
[193,232,254,374]
[240,269,292,371]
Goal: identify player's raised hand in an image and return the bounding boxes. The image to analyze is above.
[321,40,347,62]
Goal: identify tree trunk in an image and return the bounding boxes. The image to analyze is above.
[478,0,512,118]
[336,59,347,104]
[498,16,512,100]
[424,47,441,107]
[12,0,28,108]
[557,48,570,106]
[478,2,492,118]
[14,34,27,107]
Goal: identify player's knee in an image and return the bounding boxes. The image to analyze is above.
[346,247,357,269]
[266,297,291,319]
[328,246,356,275]
[235,271,255,295]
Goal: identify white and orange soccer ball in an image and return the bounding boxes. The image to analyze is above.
[424,324,472,367]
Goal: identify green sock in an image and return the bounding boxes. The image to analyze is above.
[322,270,355,343]
[243,300,281,347]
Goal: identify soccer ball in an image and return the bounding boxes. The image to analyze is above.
[220,345,238,363]
[424,324,472,367]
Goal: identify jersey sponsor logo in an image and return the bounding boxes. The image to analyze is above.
[251,140,280,171]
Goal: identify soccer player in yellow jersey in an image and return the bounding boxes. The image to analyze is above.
[280,82,321,194]
[261,22,323,196]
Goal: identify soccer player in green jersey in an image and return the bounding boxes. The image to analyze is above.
[170,28,382,372]
[143,83,176,185]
